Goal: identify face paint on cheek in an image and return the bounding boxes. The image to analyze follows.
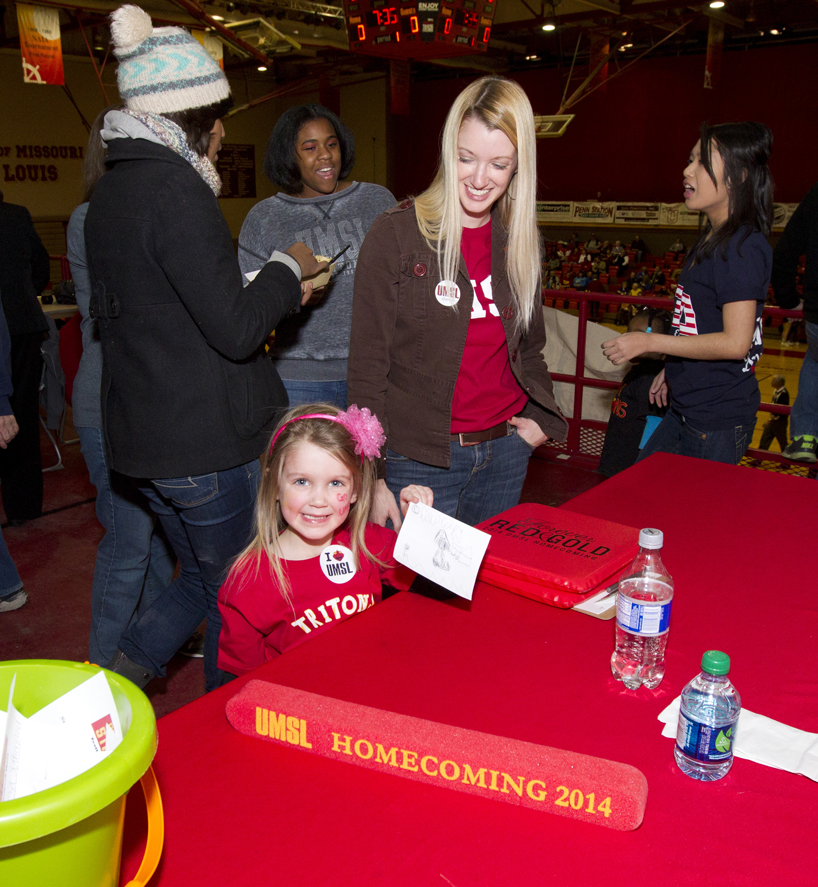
[338,504,349,518]
[337,493,348,504]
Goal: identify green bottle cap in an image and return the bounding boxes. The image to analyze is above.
[701,650,731,675]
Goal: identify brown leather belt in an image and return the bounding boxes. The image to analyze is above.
[451,421,512,447]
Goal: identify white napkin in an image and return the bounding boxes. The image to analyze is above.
[658,696,818,782]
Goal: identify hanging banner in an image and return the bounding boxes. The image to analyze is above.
[193,30,224,70]
[536,202,574,224]
[614,203,660,225]
[572,201,616,224]
[17,3,64,85]
[704,18,724,90]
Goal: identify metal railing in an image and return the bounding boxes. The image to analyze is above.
[537,288,804,469]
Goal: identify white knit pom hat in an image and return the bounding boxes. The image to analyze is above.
[110,4,230,114]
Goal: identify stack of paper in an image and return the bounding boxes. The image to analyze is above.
[475,503,640,609]
[0,670,122,801]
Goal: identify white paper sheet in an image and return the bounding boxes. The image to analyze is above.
[0,670,123,801]
[658,696,818,782]
[395,503,490,600]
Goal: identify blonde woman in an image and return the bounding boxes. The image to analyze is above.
[348,76,567,528]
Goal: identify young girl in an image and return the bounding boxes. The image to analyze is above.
[217,404,432,677]
[602,122,774,465]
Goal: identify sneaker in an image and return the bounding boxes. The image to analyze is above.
[782,435,818,463]
[0,589,28,612]
[179,630,205,658]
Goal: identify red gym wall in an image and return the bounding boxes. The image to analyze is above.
[391,42,818,206]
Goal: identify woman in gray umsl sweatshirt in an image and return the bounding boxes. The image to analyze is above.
[239,104,395,409]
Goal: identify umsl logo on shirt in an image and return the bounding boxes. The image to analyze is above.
[484,517,611,557]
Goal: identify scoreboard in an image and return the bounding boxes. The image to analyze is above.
[343,0,496,59]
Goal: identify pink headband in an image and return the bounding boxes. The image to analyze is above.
[269,405,386,461]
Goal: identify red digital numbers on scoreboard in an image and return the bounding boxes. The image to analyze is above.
[482,25,490,42]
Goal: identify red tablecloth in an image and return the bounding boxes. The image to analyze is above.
[121,454,818,885]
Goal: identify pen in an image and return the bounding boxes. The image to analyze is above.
[329,244,351,263]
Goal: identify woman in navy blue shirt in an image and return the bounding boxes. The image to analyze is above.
[602,122,773,465]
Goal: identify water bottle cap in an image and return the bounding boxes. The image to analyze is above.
[701,650,731,675]
[638,528,664,549]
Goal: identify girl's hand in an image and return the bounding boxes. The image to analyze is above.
[602,331,649,366]
[649,368,668,407]
[399,484,434,517]
[508,416,549,448]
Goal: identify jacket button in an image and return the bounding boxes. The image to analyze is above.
[511,349,518,361]
[502,306,514,319]
[413,263,427,277]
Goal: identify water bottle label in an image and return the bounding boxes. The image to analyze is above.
[615,597,672,636]
[676,713,737,762]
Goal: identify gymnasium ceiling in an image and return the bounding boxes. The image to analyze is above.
[2,0,817,86]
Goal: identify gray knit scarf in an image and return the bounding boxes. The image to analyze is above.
[121,109,222,196]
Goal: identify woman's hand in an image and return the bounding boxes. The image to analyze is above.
[399,484,434,517]
[508,416,549,448]
[649,368,668,407]
[0,413,19,449]
[602,331,649,366]
[371,478,403,530]
[285,242,328,281]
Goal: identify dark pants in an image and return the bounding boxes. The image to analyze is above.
[0,332,43,520]
[758,416,788,452]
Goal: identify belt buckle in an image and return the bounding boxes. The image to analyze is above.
[458,433,479,447]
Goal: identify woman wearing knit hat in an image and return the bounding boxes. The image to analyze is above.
[85,4,326,692]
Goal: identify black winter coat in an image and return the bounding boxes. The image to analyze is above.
[85,138,300,478]
[0,199,50,337]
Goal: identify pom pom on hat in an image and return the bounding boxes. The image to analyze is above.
[109,3,230,114]
[110,4,153,50]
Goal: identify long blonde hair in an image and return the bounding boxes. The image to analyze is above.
[228,403,379,612]
[413,76,541,333]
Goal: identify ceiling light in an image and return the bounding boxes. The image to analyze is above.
[211,13,224,20]
[542,21,555,31]
[619,42,633,51]
[525,54,540,60]
[709,1,724,8]
[769,27,779,35]
[257,64,267,71]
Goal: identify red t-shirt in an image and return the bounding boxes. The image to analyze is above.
[451,221,527,432]
[217,524,414,676]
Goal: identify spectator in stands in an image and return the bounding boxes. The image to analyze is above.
[586,233,600,252]
[669,236,686,254]
[773,181,818,463]
[573,271,589,291]
[546,249,561,273]
[631,234,648,262]
[649,267,666,288]
[0,191,50,525]
[592,255,607,274]
[612,240,625,257]
[757,374,789,453]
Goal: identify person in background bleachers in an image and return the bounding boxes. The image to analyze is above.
[586,233,600,253]
[631,234,648,262]
[669,236,686,254]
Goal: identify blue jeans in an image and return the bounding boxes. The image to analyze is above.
[0,527,23,600]
[790,321,818,439]
[118,460,261,691]
[283,379,347,410]
[637,409,756,466]
[79,426,177,666]
[384,428,533,527]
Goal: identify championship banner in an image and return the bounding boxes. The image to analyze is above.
[614,202,660,225]
[572,201,616,224]
[17,3,64,85]
[659,202,701,227]
[193,30,224,69]
[536,201,573,224]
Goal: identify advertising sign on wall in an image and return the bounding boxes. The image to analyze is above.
[536,202,573,224]
[614,202,660,225]
[17,3,64,85]
[572,202,616,224]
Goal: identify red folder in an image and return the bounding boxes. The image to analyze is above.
[475,504,640,608]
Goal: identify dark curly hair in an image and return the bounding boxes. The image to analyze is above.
[262,104,355,194]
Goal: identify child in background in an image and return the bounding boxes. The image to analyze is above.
[757,374,790,452]
[218,404,432,677]
[598,308,671,477]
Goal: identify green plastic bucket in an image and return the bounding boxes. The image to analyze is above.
[0,660,157,887]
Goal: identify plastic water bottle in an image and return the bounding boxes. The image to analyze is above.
[674,650,741,781]
[610,528,673,690]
